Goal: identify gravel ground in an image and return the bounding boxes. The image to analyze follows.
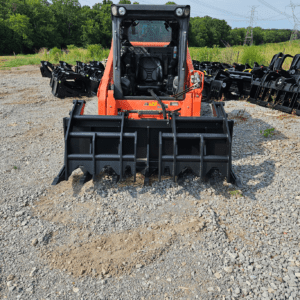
[1,65,300,300]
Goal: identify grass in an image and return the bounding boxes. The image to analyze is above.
[0,45,110,70]
[1,40,300,70]
[0,54,41,69]
[189,40,300,68]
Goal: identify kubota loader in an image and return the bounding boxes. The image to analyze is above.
[52,4,240,186]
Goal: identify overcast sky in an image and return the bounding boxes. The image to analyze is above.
[78,0,300,30]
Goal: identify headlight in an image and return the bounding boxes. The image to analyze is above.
[111,6,118,16]
[222,83,227,88]
[184,7,190,16]
[175,8,183,17]
[119,7,126,16]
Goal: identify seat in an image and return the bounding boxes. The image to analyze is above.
[136,56,163,93]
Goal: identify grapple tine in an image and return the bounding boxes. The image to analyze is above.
[53,101,240,186]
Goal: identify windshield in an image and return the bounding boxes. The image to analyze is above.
[127,20,172,43]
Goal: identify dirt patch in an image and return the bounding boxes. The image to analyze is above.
[228,109,250,124]
[33,171,96,223]
[42,217,205,278]
[118,173,172,187]
[6,98,46,105]
[0,65,40,76]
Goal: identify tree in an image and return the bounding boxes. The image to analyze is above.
[119,0,131,3]
[189,16,231,48]
[7,14,33,52]
[165,1,177,4]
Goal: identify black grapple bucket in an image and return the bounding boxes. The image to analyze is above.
[249,74,300,116]
[53,100,240,186]
[209,70,252,100]
[248,54,300,116]
[40,61,54,78]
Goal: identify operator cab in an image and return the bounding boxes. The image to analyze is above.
[111,4,190,100]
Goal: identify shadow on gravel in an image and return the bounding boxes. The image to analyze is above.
[222,107,288,201]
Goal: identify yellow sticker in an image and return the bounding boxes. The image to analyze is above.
[149,102,157,106]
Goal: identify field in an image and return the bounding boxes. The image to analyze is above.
[0,65,300,299]
[1,40,300,70]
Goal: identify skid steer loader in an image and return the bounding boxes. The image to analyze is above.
[52,4,240,186]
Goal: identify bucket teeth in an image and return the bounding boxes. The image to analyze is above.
[53,100,240,187]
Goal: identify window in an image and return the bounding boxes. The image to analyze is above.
[127,20,172,43]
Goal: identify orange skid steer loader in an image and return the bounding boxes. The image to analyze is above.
[52,4,240,186]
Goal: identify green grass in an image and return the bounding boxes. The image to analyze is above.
[0,45,110,70]
[189,40,300,68]
[1,40,300,70]
[0,54,42,69]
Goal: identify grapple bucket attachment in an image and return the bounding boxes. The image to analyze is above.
[249,75,300,115]
[51,70,91,98]
[248,53,300,116]
[208,70,252,100]
[40,61,54,78]
[40,60,105,99]
[53,100,241,186]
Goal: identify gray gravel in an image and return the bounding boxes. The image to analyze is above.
[1,65,300,299]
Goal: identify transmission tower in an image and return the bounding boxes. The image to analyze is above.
[288,1,300,41]
[244,6,258,46]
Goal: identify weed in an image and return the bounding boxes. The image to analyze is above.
[13,166,17,170]
[260,128,275,138]
[229,190,243,197]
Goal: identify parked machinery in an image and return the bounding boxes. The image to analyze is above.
[40,60,105,98]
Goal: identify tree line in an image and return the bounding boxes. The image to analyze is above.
[0,0,293,55]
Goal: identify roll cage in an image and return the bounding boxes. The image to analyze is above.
[111,4,190,99]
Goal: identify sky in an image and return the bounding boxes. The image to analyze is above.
[78,0,300,30]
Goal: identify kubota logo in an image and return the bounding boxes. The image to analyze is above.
[149,102,157,106]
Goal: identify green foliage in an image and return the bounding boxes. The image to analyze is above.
[67,45,77,50]
[240,45,266,66]
[0,0,294,55]
[260,128,275,138]
[50,47,62,61]
[87,44,104,59]
[189,16,231,48]
[7,14,33,52]
[229,190,243,197]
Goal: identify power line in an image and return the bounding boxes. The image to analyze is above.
[258,0,293,21]
[190,0,249,19]
[191,0,290,25]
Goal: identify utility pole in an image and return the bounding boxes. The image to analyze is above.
[288,1,300,41]
[244,6,258,46]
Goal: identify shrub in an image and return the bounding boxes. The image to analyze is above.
[87,44,103,59]
[50,47,62,61]
[67,44,77,50]
[240,46,266,66]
